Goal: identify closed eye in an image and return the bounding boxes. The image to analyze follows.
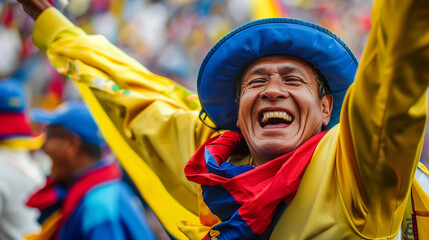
[283,77,304,86]
[247,78,267,86]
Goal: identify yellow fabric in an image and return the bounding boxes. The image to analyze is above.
[75,83,200,239]
[251,0,284,19]
[419,162,429,176]
[177,185,222,239]
[227,153,252,166]
[412,181,429,239]
[271,0,429,238]
[402,196,415,239]
[34,8,216,240]
[177,220,213,240]
[413,164,429,213]
[401,163,429,239]
[24,210,61,240]
[32,0,429,238]
[415,216,429,239]
[0,134,44,151]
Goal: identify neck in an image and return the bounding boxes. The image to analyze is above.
[251,152,284,166]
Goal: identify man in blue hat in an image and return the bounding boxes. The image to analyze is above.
[26,101,157,240]
[17,0,429,239]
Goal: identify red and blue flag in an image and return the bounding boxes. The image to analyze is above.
[185,130,327,239]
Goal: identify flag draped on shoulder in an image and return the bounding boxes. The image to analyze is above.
[185,130,327,239]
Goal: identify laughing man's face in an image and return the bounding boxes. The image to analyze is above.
[236,55,333,165]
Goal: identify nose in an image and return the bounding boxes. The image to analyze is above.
[260,78,289,101]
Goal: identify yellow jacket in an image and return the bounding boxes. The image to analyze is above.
[31,0,428,238]
[401,163,429,239]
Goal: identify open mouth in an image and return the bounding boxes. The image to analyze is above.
[260,111,294,128]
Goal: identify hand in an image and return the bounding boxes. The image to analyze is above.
[16,0,52,20]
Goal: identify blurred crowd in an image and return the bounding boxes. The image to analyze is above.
[0,0,428,239]
[1,0,373,89]
[0,0,427,171]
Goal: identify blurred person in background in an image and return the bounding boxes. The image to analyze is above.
[0,80,45,240]
[16,0,429,239]
[25,101,157,240]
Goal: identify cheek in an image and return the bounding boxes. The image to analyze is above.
[237,93,250,128]
[292,92,324,128]
[239,90,259,113]
[302,97,325,129]
[42,141,56,157]
[294,89,320,112]
[49,152,69,177]
[44,140,67,164]
[237,105,246,129]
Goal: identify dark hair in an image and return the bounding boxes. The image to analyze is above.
[233,60,332,105]
[80,141,102,160]
[313,66,332,99]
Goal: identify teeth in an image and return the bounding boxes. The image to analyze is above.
[262,111,293,123]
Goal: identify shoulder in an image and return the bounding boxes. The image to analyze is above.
[81,180,122,211]
[75,180,145,233]
[78,181,121,223]
[79,180,139,220]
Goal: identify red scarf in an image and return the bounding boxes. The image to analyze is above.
[26,162,122,240]
[185,130,327,239]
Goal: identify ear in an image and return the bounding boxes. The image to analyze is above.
[320,94,333,126]
[236,116,240,129]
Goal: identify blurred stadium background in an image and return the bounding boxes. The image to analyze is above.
[0,0,427,165]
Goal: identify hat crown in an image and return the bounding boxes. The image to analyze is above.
[31,101,104,148]
[0,79,26,113]
[197,18,358,131]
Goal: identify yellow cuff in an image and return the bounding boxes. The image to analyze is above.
[32,7,76,51]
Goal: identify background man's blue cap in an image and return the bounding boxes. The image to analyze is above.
[197,18,359,131]
[30,101,104,148]
[0,79,26,113]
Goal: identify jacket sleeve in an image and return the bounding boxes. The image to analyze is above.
[337,0,429,237]
[32,8,216,239]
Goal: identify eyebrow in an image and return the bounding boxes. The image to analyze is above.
[246,67,269,76]
[246,65,300,77]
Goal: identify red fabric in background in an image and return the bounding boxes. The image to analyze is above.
[0,113,32,138]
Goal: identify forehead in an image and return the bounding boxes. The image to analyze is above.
[45,125,66,132]
[45,125,72,139]
[242,55,316,77]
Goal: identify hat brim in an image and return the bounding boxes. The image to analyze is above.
[30,102,104,148]
[30,108,58,125]
[197,18,358,131]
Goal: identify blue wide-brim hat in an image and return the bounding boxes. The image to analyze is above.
[197,18,358,131]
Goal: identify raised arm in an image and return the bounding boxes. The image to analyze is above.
[17,0,50,20]
[17,1,216,238]
[337,0,429,236]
